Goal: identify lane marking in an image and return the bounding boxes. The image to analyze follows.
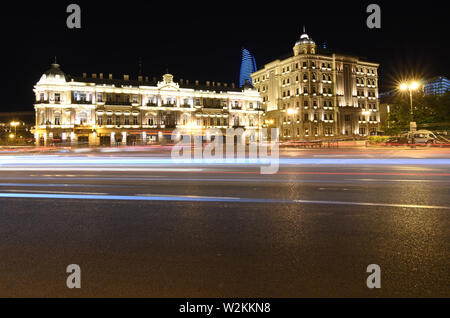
[0,168,204,172]
[292,199,450,210]
[0,192,448,210]
[2,189,108,195]
[345,178,450,183]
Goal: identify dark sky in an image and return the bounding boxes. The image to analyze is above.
[2,0,449,112]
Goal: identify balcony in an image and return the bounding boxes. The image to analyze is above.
[146,102,157,107]
[105,101,132,106]
[72,100,93,105]
[203,105,223,109]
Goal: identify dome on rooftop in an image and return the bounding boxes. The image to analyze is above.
[38,61,67,83]
[295,26,316,46]
[295,32,315,46]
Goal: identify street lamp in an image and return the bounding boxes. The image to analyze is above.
[10,121,20,135]
[9,121,20,144]
[399,81,420,146]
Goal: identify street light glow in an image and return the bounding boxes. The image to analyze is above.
[399,81,420,91]
[410,81,420,90]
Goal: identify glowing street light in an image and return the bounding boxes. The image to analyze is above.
[399,81,421,146]
[399,83,408,91]
[409,81,420,90]
[10,121,20,135]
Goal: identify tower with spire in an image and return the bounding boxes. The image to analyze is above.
[293,26,317,56]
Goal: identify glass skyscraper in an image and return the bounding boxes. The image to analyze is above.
[239,48,257,87]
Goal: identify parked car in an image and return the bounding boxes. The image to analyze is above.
[405,130,438,144]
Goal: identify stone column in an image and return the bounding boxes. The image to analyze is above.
[89,132,98,146]
[35,133,40,146]
[121,132,127,146]
[70,132,77,146]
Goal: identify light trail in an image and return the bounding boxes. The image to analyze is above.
[0,156,450,166]
[0,168,204,172]
[0,192,449,209]
[0,177,449,186]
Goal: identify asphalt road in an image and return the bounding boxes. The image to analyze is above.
[0,153,449,297]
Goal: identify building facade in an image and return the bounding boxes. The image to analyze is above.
[33,63,263,146]
[251,31,380,140]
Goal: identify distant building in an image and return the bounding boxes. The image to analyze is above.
[423,76,449,95]
[32,62,262,146]
[239,48,257,88]
[251,30,380,140]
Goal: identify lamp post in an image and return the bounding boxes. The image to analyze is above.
[287,108,298,140]
[9,121,20,144]
[399,81,420,146]
[10,121,20,135]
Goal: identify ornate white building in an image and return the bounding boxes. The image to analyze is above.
[33,62,263,145]
[251,31,380,140]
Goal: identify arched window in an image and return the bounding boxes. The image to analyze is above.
[54,111,61,125]
[79,112,87,125]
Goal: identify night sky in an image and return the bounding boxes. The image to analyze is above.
[1,0,448,112]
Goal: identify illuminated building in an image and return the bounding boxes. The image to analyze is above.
[251,30,380,140]
[239,48,257,88]
[423,76,450,95]
[32,62,263,146]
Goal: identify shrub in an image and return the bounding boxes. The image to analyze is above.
[367,136,391,144]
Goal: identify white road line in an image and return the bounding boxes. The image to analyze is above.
[0,168,203,172]
[293,199,450,210]
[345,178,450,183]
[3,189,108,195]
[0,192,448,209]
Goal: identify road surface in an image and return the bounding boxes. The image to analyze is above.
[0,152,449,297]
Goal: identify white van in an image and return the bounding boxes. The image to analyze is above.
[406,130,438,144]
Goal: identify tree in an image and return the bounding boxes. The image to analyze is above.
[384,91,450,134]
